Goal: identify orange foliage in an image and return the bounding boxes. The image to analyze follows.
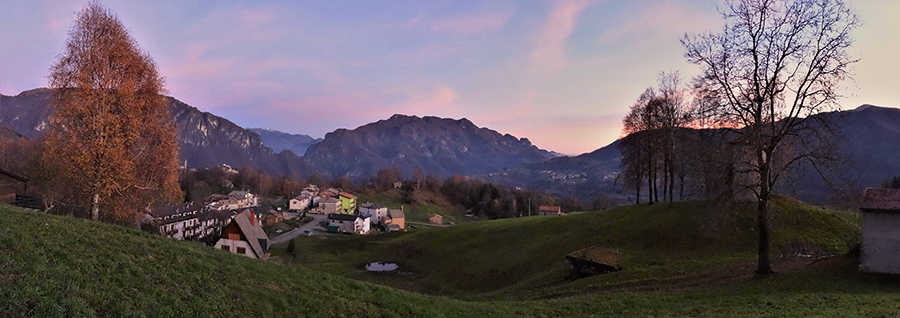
[43,1,180,224]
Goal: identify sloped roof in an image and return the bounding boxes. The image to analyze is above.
[233,210,269,258]
[539,206,561,212]
[340,192,357,199]
[149,202,198,218]
[861,188,900,212]
[0,168,28,183]
[389,209,405,219]
[360,202,385,209]
[328,213,359,221]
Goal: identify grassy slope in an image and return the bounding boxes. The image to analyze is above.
[282,197,860,299]
[3,200,900,317]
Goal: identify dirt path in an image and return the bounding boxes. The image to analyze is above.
[270,213,328,244]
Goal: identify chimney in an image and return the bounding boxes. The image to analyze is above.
[249,210,256,226]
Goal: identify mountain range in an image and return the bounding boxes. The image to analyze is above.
[304,114,557,178]
[489,105,900,205]
[3,88,900,205]
[0,89,556,180]
[0,88,316,177]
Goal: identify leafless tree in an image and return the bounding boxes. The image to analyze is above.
[682,0,859,275]
[44,1,180,224]
[620,72,691,204]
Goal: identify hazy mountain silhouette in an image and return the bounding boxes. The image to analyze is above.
[248,128,320,157]
[304,114,557,179]
[0,88,316,178]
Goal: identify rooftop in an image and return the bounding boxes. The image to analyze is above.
[861,188,900,212]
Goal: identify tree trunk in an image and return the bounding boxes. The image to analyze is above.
[91,193,100,221]
[662,160,668,202]
[635,182,641,205]
[647,156,654,204]
[756,151,774,275]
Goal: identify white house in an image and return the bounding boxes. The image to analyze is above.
[214,210,270,259]
[359,202,388,223]
[327,213,370,234]
[289,194,311,211]
[301,185,319,198]
[146,203,232,241]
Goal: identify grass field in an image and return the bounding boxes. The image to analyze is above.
[276,196,861,299]
[3,199,900,317]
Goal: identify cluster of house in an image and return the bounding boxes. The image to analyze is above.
[288,185,406,234]
[143,189,281,259]
[143,190,264,241]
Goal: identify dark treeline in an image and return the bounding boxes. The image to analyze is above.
[618,72,748,205]
[178,165,596,218]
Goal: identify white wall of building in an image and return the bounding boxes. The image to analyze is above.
[214,238,257,259]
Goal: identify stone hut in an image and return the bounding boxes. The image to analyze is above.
[859,188,900,274]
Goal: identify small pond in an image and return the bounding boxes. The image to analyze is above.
[365,262,399,272]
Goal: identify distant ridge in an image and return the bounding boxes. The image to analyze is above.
[0,89,316,178]
[248,128,320,157]
[491,104,900,204]
[304,114,557,178]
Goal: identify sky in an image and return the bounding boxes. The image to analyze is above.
[2,0,899,155]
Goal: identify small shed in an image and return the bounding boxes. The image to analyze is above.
[0,168,38,209]
[860,188,900,274]
[429,213,443,225]
[565,245,621,278]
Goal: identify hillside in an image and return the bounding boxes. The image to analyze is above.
[5,202,900,316]
[249,128,320,156]
[0,123,25,141]
[492,105,900,204]
[0,89,316,178]
[286,196,860,299]
[305,114,556,179]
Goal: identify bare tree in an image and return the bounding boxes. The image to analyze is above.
[44,1,180,224]
[682,0,858,275]
[620,72,691,204]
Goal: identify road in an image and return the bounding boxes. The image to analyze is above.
[270,213,328,244]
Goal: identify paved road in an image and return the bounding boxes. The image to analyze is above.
[270,213,328,244]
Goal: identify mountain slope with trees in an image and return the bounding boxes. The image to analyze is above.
[304,114,556,179]
[0,89,316,179]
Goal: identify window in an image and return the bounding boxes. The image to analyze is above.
[236,247,246,254]
[221,245,229,251]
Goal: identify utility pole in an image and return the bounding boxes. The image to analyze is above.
[528,197,531,216]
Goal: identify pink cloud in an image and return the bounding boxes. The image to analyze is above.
[597,0,717,46]
[402,86,458,115]
[430,12,514,34]
[406,12,424,29]
[529,0,594,74]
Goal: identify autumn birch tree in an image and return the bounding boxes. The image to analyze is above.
[45,1,180,224]
[682,0,858,275]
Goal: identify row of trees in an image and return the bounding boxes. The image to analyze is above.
[620,0,859,275]
[620,72,692,204]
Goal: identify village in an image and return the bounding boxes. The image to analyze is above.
[139,183,404,260]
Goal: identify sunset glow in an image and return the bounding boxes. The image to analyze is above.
[2,0,898,155]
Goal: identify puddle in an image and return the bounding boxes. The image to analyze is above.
[365,262,399,272]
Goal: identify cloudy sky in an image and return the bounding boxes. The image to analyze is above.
[2,0,898,155]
